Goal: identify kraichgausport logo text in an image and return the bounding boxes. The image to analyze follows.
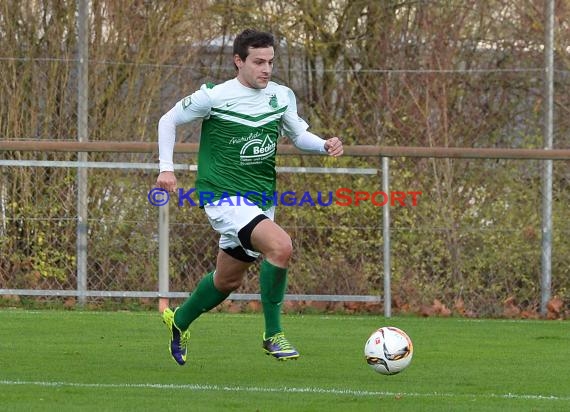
[147,188,422,207]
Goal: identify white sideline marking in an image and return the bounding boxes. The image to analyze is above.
[0,380,568,401]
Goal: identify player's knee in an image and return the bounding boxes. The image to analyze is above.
[216,276,242,293]
[269,236,292,265]
[225,278,243,292]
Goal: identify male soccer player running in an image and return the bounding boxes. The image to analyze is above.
[156,29,343,365]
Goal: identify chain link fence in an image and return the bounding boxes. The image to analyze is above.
[1,150,569,317]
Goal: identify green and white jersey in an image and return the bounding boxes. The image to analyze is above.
[159,78,310,208]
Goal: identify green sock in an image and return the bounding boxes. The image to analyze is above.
[260,259,288,337]
[173,271,229,331]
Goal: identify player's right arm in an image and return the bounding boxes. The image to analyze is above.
[156,86,212,191]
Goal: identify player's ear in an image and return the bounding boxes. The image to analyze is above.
[234,54,244,69]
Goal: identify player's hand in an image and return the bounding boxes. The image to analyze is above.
[156,171,177,193]
[324,137,343,157]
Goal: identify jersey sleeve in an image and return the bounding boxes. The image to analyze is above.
[280,87,327,153]
[158,85,212,172]
[280,88,309,139]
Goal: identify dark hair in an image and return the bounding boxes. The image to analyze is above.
[233,29,274,67]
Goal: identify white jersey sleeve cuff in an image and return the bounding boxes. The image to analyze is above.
[159,163,174,173]
[290,130,327,154]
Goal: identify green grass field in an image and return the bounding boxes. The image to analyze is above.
[0,309,569,411]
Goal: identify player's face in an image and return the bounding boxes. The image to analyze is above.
[235,46,274,89]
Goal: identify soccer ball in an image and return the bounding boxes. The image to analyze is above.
[364,326,413,375]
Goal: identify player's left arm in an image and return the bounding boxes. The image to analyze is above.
[281,87,343,157]
[289,131,343,157]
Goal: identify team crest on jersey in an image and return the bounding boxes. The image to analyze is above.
[269,94,278,109]
[182,96,192,109]
[239,135,276,165]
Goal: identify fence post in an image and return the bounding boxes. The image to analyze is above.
[541,0,554,316]
[76,0,89,305]
[382,157,391,318]
[158,204,170,312]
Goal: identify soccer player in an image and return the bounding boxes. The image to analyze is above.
[156,28,343,365]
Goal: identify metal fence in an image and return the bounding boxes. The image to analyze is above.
[1,143,569,317]
[2,1,569,318]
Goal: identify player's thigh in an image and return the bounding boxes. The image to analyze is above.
[249,218,292,255]
[215,248,253,285]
